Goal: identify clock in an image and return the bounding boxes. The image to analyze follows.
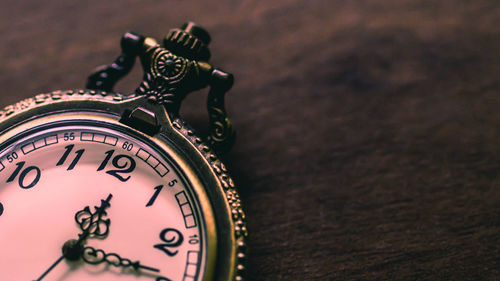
[0,22,247,281]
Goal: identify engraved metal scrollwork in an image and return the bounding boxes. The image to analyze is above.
[86,22,235,154]
[170,118,247,280]
[207,69,235,153]
[151,50,187,82]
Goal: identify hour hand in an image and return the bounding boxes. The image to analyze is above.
[75,194,113,240]
[82,246,160,273]
[33,194,115,281]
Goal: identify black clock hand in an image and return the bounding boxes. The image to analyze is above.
[82,246,160,272]
[33,256,65,281]
[63,193,114,260]
[75,193,113,240]
[33,194,114,281]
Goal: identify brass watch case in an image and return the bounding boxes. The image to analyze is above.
[0,90,247,281]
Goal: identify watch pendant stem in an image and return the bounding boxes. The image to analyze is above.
[86,22,235,153]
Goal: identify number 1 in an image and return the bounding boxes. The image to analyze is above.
[146,185,164,207]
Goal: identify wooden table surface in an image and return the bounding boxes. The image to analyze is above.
[1,1,499,280]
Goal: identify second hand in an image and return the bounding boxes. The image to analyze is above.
[34,255,64,281]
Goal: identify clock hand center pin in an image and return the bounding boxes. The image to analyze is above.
[33,194,114,281]
[63,193,114,260]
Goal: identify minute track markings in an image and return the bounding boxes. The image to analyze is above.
[136,148,170,177]
[175,191,197,228]
[20,134,58,155]
[80,131,118,146]
[183,251,200,280]
[3,135,173,189]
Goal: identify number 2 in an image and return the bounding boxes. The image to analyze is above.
[154,228,184,257]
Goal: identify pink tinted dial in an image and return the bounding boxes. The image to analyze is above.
[0,125,207,281]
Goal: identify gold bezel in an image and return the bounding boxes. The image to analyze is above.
[0,90,247,281]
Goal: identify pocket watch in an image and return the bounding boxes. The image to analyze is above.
[0,22,247,281]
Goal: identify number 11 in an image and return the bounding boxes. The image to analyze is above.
[57,144,85,171]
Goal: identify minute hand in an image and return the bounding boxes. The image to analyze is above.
[82,246,160,272]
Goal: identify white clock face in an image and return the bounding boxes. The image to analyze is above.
[0,124,210,281]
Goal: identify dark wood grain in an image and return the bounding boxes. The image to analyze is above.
[1,1,499,280]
